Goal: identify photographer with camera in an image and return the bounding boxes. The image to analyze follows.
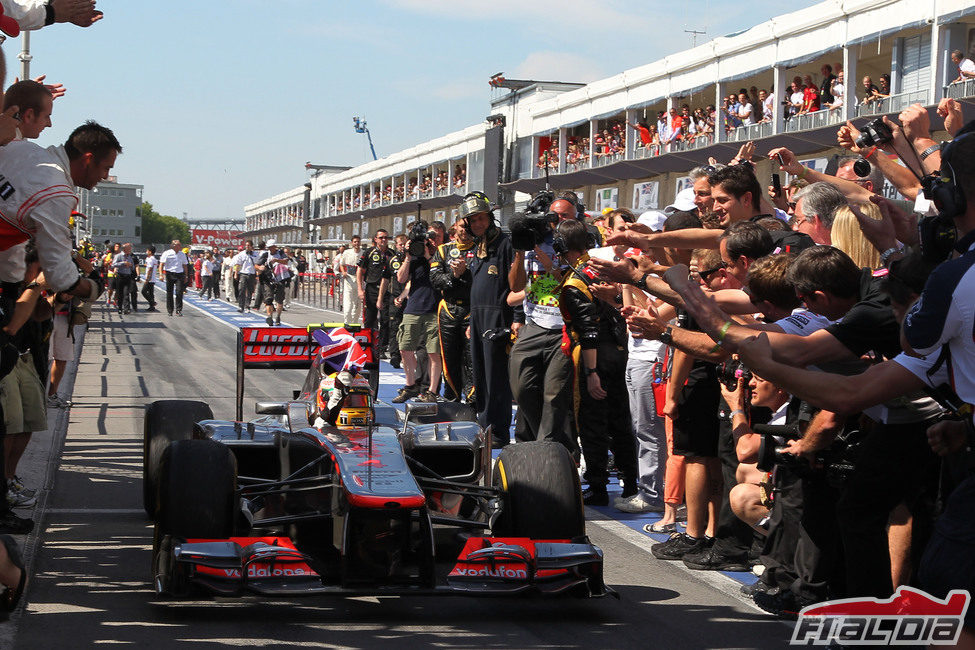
[461,192,518,448]
[391,220,442,404]
[507,191,574,451]
[429,222,474,402]
[255,239,289,327]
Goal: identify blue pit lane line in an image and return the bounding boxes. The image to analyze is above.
[177,285,758,587]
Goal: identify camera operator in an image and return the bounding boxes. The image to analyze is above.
[391,220,442,404]
[462,192,518,448]
[429,222,474,402]
[507,192,573,451]
[357,229,393,357]
[557,219,637,506]
[255,239,289,326]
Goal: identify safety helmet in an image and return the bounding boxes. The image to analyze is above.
[459,191,492,218]
[316,371,374,429]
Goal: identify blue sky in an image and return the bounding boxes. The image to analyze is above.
[19,0,819,220]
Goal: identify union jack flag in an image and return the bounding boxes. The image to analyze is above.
[312,327,368,373]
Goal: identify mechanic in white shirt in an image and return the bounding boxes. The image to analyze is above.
[158,239,189,316]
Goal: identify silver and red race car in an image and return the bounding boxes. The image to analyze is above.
[143,326,612,599]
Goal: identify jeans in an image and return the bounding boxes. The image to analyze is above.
[625,356,666,504]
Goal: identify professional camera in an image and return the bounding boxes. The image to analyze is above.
[755,423,861,488]
[855,117,893,149]
[718,359,752,391]
[508,190,559,251]
[407,220,434,257]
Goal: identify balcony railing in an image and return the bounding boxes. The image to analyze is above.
[593,152,624,168]
[784,108,844,133]
[566,158,591,173]
[632,144,662,159]
[855,89,930,117]
[727,122,773,142]
[945,78,975,100]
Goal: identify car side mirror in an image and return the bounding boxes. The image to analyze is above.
[255,402,288,415]
[405,403,438,420]
[287,401,312,432]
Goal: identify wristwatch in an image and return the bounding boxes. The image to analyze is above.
[634,271,650,291]
[584,366,598,377]
[919,143,942,161]
[658,325,674,346]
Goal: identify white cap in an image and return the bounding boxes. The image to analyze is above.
[664,187,697,214]
[637,210,668,232]
[266,238,277,247]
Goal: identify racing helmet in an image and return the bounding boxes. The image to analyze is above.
[316,371,374,429]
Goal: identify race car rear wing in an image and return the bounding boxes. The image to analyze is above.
[235,324,376,421]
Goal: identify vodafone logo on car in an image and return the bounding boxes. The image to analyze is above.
[450,565,528,579]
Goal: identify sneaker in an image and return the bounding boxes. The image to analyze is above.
[266,315,274,326]
[6,490,35,509]
[0,512,33,534]
[650,532,706,560]
[8,478,34,500]
[389,358,401,369]
[582,487,609,506]
[237,308,244,313]
[392,384,420,404]
[46,394,70,409]
[740,580,774,597]
[644,521,677,535]
[752,589,802,620]
[176,310,183,316]
[415,389,439,403]
[614,493,665,514]
[274,317,281,326]
[682,544,751,572]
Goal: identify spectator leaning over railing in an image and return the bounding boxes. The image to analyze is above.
[950,49,975,84]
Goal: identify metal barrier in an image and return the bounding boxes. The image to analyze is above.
[294,272,344,313]
[727,122,773,142]
[945,79,975,100]
[855,89,930,118]
[784,108,844,133]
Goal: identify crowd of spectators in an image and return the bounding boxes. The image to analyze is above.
[334,165,468,212]
[357,94,975,637]
[0,0,108,616]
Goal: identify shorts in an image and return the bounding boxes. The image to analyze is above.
[672,372,720,458]
[50,313,73,361]
[398,312,439,354]
[107,276,116,291]
[263,282,286,306]
[0,355,47,433]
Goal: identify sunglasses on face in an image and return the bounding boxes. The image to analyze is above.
[698,261,728,281]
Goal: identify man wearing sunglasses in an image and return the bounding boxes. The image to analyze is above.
[357,229,393,358]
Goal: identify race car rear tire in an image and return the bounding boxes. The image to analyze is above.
[143,400,213,519]
[492,441,585,540]
[157,439,236,540]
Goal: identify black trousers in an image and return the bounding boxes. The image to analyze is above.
[757,468,804,591]
[237,274,256,311]
[712,409,759,560]
[835,420,939,598]
[578,341,637,488]
[115,274,137,311]
[469,307,511,448]
[141,279,156,307]
[252,280,265,309]
[508,321,572,450]
[165,273,185,315]
[362,284,387,353]
[438,301,471,403]
[388,301,404,365]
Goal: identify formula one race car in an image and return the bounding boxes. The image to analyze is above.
[142,326,611,599]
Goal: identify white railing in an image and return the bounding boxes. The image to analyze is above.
[784,108,844,133]
[855,89,930,117]
[727,122,773,142]
[945,78,975,100]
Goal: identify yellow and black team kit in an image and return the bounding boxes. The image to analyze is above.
[558,252,638,495]
[385,251,407,367]
[430,239,475,403]
[357,245,393,355]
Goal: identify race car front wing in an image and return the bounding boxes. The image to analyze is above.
[157,534,614,598]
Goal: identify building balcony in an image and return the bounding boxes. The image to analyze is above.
[855,89,931,118]
[945,78,975,100]
[785,108,844,133]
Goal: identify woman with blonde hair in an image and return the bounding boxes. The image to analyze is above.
[830,202,883,270]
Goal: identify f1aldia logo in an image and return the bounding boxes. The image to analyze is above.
[790,586,970,646]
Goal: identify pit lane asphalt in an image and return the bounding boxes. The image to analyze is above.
[6,293,792,649]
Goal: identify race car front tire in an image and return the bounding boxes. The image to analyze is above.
[156,438,237,540]
[492,441,585,540]
[143,399,214,519]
